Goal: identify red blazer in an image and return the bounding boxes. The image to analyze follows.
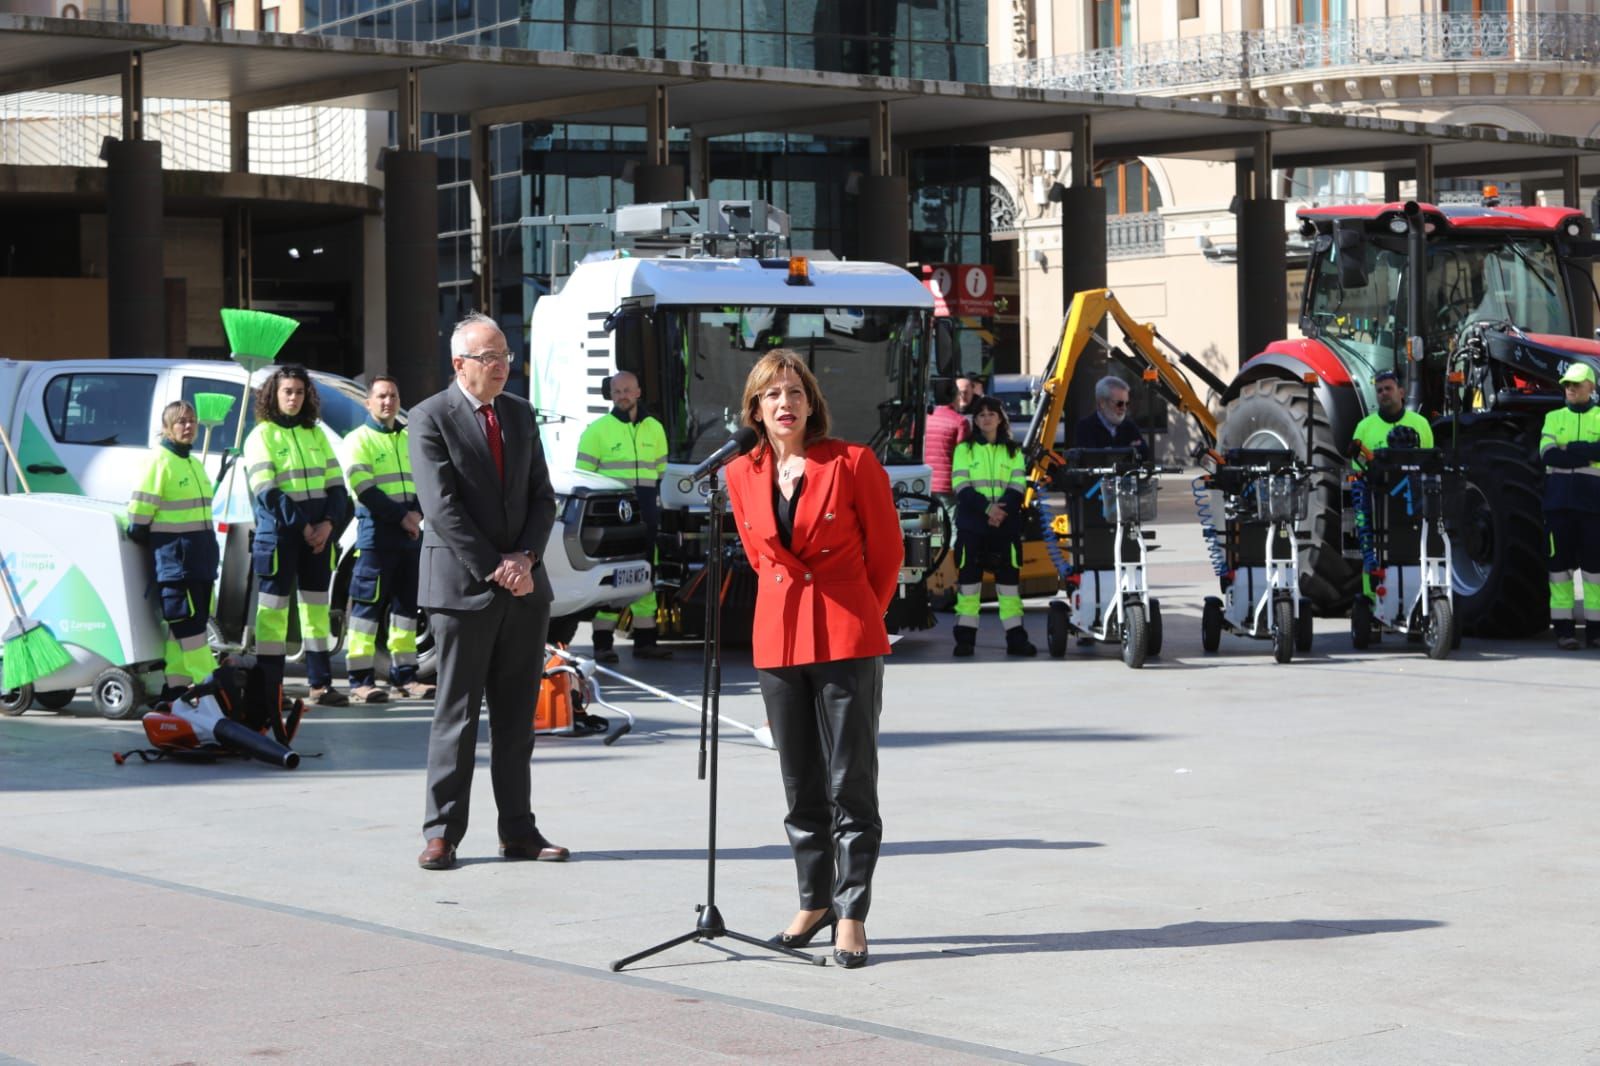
[726,437,903,669]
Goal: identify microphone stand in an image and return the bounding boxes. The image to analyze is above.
[611,475,825,971]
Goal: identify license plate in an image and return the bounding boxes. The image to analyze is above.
[613,564,651,589]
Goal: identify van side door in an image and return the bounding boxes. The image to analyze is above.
[16,366,159,500]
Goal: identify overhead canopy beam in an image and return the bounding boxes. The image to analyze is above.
[231,67,420,113]
[0,46,167,95]
[470,85,662,129]
[688,100,908,140]
[897,114,1090,150]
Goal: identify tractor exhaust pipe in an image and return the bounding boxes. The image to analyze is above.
[1404,200,1427,414]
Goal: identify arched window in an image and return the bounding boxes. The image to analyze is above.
[1097,160,1163,216]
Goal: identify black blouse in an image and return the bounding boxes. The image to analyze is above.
[773,475,805,551]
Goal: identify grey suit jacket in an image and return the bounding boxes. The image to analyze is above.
[408,383,558,611]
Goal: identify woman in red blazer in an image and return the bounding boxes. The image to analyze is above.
[725,349,903,970]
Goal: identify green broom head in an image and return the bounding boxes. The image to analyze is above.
[193,391,236,427]
[221,308,300,372]
[2,617,72,690]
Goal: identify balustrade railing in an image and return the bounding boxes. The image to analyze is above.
[1107,211,1165,260]
[991,13,1600,95]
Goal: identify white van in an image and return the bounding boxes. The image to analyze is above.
[0,359,651,671]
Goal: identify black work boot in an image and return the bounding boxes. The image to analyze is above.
[952,624,977,658]
[1005,626,1038,658]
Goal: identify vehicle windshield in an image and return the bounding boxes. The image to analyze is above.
[648,306,930,465]
[1306,234,1572,401]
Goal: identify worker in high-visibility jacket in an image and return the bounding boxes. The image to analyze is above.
[1539,361,1600,650]
[950,395,1037,658]
[127,400,220,698]
[575,371,671,662]
[1348,369,1436,602]
[340,375,433,703]
[243,365,352,704]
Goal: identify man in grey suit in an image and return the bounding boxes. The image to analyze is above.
[411,312,570,870]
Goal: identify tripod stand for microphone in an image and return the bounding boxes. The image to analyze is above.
[611,478,825,971]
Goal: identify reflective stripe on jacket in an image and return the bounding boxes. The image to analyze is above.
[128,441,219,582]
[343,418,419,550]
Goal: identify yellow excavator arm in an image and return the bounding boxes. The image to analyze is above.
[1019,288,1222,507]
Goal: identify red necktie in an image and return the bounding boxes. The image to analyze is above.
[479,403,504,482]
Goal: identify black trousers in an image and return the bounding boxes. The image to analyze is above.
[757,655,883,921]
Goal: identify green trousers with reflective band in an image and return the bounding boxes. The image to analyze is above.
[345,548,421,686]
[255,537,336,688]
[157,579,217,690]
[1546,510,1600,637]
[953,537,1024,631]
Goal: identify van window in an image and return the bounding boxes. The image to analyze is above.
[311,375,369,437]
[42,373,158,446]
[181,376,252,451]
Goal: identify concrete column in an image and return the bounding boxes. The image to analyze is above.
[1058,184,1107,425]
[223,206,251,309]
[1414,145,1434,205]
[1238,198,1288,364]
[384,149,441,399]
[105,138,165,359]
[859,175,909,265]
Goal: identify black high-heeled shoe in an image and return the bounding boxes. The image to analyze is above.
[833,946,868,969]
[768,908,836,948]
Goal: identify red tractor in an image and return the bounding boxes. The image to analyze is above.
[1217,198,1600,636]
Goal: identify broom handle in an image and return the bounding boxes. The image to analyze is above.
[0,552,27,618]
[231,375,252,453]
[0,419,31,493]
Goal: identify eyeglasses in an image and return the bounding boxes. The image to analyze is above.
[463,351,513,366]
[1109,400,1129,410]
[170,418,198,426]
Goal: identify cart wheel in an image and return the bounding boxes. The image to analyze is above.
[34,689,75,711]
[1351,596,1373,650]
[92,667,145,720]
[1121,602,1148,669]
[1046,601,1069,659]
[1201,597,1223,653]
[1272,598,1295,664]
[1424,594,1455,661]
[1,680,33,716]
[1147,599,1163,658]
[1296,598,1314,653]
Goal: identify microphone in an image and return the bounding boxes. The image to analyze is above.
[690,426,759,482]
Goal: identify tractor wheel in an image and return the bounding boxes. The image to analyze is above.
[1220,378,1358,615]
[1296,598,1315,653]
[1272,598,1295,664]
[1424,594,1455,661]
[1450,437,1546,638]
[1120,602,1148,670]
[1147,598,1164,658]
[1201,597,1223,653]
[1351,596,1374,650]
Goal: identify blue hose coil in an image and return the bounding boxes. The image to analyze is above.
[1350,477,1378,570]
[1033,482,1075,580]
[1191,475,1229,578]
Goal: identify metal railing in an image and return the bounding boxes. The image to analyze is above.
[992,12,1600,95]
[1107,211,1165,260]
[0,92,368,183]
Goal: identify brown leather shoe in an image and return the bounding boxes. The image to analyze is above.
[394,681,437,700]
[417,837,456,870]
[350,684,388,704]
[499,834,570,862]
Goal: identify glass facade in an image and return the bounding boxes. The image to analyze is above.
[304,0,988,368]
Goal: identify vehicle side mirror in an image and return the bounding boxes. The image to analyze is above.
[1335,222,1369,289]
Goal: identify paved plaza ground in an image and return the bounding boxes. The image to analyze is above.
[2,509,1597,1064]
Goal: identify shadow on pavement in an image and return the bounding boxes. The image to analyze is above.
[869,918,1446,960]
[588,838,1103,861]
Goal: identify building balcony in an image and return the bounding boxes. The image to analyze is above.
[991,12,1600,99]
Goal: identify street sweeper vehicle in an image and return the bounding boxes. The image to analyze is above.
[523,198,947,639]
